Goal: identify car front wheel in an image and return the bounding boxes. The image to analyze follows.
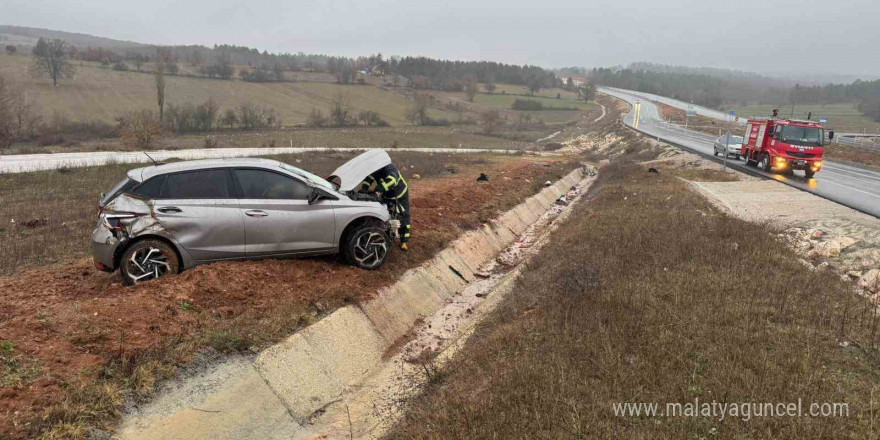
[120,239,180,286]
[343,226,390,270]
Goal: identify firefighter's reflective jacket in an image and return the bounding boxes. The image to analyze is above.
[359,164,408,200]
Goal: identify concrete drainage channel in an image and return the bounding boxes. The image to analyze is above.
[116,166,594,440]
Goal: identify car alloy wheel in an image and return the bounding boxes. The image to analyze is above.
[126,246,172,283]
[122,243,176,285]
[352,231,388,269]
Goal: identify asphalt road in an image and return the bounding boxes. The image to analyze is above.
[600,87,880,218]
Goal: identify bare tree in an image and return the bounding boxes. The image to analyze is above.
[155,48,168,121]
[483,82,497,94]
[220,108,238,129]
[453,102,465,122]
[330,92,352,127]
[405,92,431,125]
[188,50,203,67]
[0,75,40,146]
[0,76,14,146]
[30,38,75,87]
[578,83,597,102]
[481,110,503,134]
[527,77,544,96]
[464,75,479,102]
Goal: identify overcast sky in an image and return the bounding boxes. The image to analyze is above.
[5,0,880,78]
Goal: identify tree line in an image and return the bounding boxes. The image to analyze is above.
[589,67,726,109]
[588,65,880,123]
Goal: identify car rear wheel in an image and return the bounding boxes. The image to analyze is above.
[343,226,389,270]
[120,239,180,286]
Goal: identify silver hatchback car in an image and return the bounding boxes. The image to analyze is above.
[92,150,398,285]
[713,135,744,159]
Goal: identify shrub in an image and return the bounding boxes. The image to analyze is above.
[112,61,128,71]
[165,99,220,133]
[238,103,281,130]
[511,99,544,111]
[357,110,388,127]
[117,110,164,149]
[423,118,451,126]
[307,108,327,127]
[481,110,503,134]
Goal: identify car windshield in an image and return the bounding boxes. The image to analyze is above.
[279,163,338,192]
[780,126,823,146]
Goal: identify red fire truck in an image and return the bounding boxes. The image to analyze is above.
[741,115,826,178]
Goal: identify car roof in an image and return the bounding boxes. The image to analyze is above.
[127,157,284,182]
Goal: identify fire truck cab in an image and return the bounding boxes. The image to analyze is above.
[742,117,825,178]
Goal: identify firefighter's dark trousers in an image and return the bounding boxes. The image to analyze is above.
[394,194,411,243]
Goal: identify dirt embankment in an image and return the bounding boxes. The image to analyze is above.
[0,157,576,439]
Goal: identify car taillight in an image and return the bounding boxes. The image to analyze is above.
[100,211,142,231]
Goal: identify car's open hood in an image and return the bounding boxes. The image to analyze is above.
[328,149,392,191]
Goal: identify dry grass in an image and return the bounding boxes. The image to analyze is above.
[824,143,880,168]
[1,124,529,155]
[0,55,455,126]
[1,341,42,388]
[0,150,508,275]
[384,160,880,439]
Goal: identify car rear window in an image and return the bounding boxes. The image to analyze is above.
[99,177,137,206]
[131,175,166,199]
[162,169,231,199]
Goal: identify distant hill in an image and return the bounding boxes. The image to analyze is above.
[0,25,146,50]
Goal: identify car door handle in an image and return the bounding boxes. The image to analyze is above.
[245,210,269,217]
[157,207,182,214]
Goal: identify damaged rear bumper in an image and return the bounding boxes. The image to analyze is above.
[91,225,121,272]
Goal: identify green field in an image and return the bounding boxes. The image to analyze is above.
[487,83,580,100]
[729,103,880,133]
[473,93,596,111]
[0,55,455,126]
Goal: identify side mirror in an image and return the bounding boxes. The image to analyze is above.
[828,130,835,140]
[307,188,321,205]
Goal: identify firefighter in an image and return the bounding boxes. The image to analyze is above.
[359,164,411,251]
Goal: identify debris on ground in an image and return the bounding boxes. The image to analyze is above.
[544,180,552,186]
[778,225,880,298]
[648,167,660,174]
[477,173,490,182]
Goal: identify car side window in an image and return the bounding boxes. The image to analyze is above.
[162,169,231,199]
[131,175,166,199]
[235,169,311,200]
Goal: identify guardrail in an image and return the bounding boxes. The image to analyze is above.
[832,136,880,152]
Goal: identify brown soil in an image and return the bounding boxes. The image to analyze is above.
[0,157,575,439]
